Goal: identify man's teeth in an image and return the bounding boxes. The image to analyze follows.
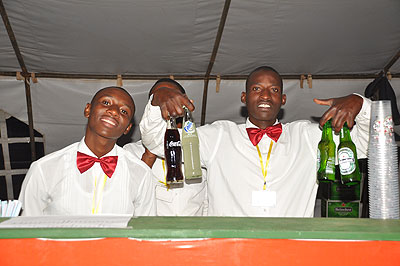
[258,103,270,108]
[102,118,116,126]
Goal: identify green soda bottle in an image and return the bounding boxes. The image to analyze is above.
[317,120,336,182]
[182,107,202,183]
[338,123,361,185]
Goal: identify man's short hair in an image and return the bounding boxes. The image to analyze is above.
[245,66,283,92]
[91,86,134,105]
[148,78,186,98]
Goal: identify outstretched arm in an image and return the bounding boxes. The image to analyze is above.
[314,94,363,133]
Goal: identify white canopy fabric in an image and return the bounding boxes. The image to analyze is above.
[0,0,399,154]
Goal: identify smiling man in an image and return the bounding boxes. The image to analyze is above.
[19,86,156,216]
[140,66,371,217]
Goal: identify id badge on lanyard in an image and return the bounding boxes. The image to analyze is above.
[252,190,276,207]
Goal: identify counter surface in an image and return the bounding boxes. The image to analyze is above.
[1,217,399,241]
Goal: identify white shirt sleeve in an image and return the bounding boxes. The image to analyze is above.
[18,161,48,216]
[139,97,167,157]
[351,94,371,158]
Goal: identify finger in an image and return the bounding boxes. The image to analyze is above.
[181,96,195,112]
[166,101,182,117]
[345,115,356,129]
[160,105,170,120]
[331,111,347,133]
[313,98,334,106]
[172,98,187,116]
[346,119,354,129]
[319,106,338,127]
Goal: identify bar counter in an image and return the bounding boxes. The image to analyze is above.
[1,217,399,265]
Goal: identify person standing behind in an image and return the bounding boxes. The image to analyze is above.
[19,86,156,216]
[124,78,208,216]
[140,66,371,217]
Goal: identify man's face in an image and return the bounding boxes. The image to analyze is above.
[241,70,286,128]
[84,87,135,140]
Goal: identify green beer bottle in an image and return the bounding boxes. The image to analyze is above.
[338,123,361,185]
[317,120,336,182]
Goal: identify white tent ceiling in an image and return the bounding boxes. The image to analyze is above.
[0,0,399,154]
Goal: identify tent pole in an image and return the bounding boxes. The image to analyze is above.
[1,0,36,161]
[24,77,36,161]
[1,72,399,81]
[383,50,400,74]
[0,0,28,74]
[201,0,231,125]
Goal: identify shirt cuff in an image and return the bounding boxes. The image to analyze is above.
[353,93,371,122]
[147,95,164,122]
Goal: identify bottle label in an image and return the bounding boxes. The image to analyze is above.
[326,159,335,174]
[338,147,355,175]
[334,207,353,212]
[168,140,181,148]
[183,121,195,134]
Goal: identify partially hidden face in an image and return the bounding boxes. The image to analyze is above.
[241,70,286,129]
[85,87,135,140]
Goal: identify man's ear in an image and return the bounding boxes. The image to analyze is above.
[84,103,91,118]
[241,92,246,104]
[123,123,133,135]
[281,94,287,106]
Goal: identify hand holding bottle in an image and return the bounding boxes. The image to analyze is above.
[314,94,363,133]
[151,86,194,120]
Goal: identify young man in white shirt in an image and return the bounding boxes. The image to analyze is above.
[19,86,156,216]
[124,78,208,216]
[140,66,371,217]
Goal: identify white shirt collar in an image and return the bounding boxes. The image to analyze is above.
[77,137,118,158]
[245,118,280,129]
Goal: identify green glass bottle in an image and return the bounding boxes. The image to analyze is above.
[338,123,361,185]
[182,107,202,183]
[317,120,336,182]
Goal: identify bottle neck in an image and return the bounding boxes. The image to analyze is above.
[183,106,193,122]
[326,127,333,141]
[167,118,178,130]
[340,124,351,141]
[323,121,333,141]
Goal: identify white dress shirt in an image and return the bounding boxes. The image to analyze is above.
[140,96,371,217]
[124,140,208,216]
[19,138,156,216]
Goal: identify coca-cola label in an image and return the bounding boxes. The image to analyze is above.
[338,147,355,175]
[168,140,181,148]
[183,121,195,134]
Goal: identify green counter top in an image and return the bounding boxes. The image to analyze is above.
[1,217,399,241]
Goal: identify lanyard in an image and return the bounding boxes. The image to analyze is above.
[256,140,274,190]
[91,174,108,214]
[160,159,170,190]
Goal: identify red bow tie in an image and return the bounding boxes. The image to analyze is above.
[246,123,282,146]
[77,152,118,178]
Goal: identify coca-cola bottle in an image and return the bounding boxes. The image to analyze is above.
[164,117,184,187]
